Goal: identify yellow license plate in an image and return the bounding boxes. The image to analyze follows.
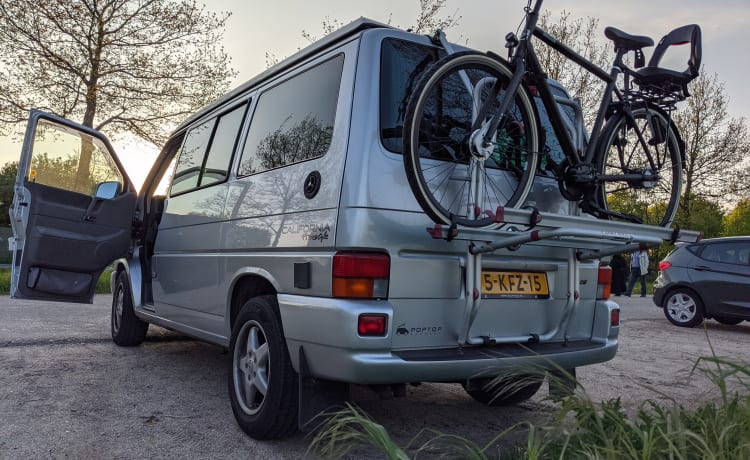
[481,271,549,299]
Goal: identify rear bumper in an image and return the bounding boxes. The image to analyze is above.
[278,294,619,384]
[298,338,617,384]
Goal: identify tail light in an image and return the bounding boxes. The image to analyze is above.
[658,261,672,271]
[358,314,387,336]
[597,266,612,300]
[611,308,620,326]
[333,252,390,299]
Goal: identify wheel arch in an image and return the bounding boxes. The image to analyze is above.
[111,258,142,310]
[226,269,280,334]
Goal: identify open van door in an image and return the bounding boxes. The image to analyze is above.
[8,109,137,303]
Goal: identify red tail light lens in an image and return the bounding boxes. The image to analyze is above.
[358,314,387,336]
[597,266,612,300]
[611,308,620,326]
[658,261,672,271]
[333,252,390,299]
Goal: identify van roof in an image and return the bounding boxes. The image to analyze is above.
[175,17,394,132]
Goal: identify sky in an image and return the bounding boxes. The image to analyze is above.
[2,0,749,184]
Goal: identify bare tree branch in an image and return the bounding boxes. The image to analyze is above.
[0,0,237,145]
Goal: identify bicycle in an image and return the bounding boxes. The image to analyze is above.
[402,0,701,228]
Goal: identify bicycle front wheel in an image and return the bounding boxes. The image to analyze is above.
[403,51,540,228]
[596,105,683,227]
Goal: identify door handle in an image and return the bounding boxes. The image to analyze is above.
[693,265,710,271]
[84,197,105,222]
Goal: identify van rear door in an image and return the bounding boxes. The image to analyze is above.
[9,109,136,303]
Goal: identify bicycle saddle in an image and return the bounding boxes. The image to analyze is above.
[633,24,702,87]
[604,27,653,51]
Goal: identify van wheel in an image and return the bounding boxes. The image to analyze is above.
[228,295,298,439]
[663,288,704,327]
[462,374,543,406]
[111,271,149,346]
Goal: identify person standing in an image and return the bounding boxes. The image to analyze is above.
[625,248,649,297]
[610,254,629,296]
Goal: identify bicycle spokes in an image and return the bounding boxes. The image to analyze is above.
[597,106,682,226]
[403,52,540,228]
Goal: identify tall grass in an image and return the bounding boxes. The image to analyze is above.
[0,267,112,295]
[309,354,750,459]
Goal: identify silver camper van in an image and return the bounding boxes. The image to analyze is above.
[8,19,698,439]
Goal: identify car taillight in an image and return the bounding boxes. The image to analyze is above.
[597,266,612,300]
[332,252,390,299]
[611,308,620,326]
[658,261,672,271]
[358,314,387,336]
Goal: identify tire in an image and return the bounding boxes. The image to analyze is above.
[713,315,743,325]
[228,295,298,439]
[596,104,682,227]
[403,51,540,228]
[663,288,704,327]
[111,271,148,346]
[462,374,543,406]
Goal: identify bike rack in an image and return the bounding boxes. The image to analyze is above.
[427,206,702,346]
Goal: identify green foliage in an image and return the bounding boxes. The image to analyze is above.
[308,404,410,460]
[0,161,17,226]
[0,268,111,295]
[308,356,750,460]
[673,195,724,238]
[605,191,669,227]
[722,199,750,236]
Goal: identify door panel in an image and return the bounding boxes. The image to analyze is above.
[689,242,750,316]
[10,110,136,303]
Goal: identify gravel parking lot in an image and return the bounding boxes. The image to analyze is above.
[1,294,748,458]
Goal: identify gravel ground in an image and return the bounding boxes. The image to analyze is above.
[1,294,748,459]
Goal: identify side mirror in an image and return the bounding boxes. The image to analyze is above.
[95,181,122,199]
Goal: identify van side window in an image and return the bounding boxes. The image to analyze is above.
[171,119,215,195]
[170,103,247,196]
[238,55,344,176]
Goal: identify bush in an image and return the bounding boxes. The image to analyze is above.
[308,357,750,459]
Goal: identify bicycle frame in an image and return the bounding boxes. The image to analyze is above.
[475,0,661,181]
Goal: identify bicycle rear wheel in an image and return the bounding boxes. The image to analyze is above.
[403,51,540,228]
[596,104,683,227]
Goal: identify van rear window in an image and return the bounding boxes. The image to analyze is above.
[379,38,441,153]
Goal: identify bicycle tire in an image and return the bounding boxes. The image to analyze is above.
[595,104,683,227]
[403,51,540,228]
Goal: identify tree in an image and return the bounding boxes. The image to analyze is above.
[0,161,17,226]
[534,11,750,230]
[303,0,460,41]
[722,199,750,236]
[0,0,237,148]
[674,71,750,227]
[673,196,724,239]
[265,0,462,67]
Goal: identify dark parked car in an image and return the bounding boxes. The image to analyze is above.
[654,237,750,327]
